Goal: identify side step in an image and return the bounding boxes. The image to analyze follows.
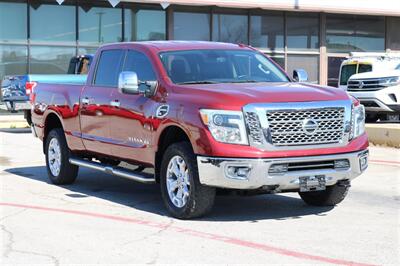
[69,158,156,184]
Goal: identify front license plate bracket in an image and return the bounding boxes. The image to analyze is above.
[299,175,326,192]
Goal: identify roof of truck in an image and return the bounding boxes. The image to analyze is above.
[102,41,251,52]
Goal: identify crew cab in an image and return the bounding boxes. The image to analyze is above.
[31,42,369,219]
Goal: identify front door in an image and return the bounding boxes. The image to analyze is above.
[110,50,159,165]
[80,49,125,155]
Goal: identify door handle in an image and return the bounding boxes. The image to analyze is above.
[110,99,120,108]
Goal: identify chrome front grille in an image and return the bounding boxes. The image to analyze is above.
[266,108,345,146]
[244,112,263,144]
[347,79,386,91]
[243,100,352,151]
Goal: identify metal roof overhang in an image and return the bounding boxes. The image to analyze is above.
[118,0,400,16]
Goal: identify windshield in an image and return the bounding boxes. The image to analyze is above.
[159,49,289,85]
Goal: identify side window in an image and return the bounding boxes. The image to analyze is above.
[123,50,156,81]
[94,50,124,87]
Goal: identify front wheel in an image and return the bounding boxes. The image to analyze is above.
[365,114,378,123]
[45,128,79,185]
[160,142,216,219]
[299,182,350,206]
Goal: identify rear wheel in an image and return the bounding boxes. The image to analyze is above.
[299,182,350,206]
[160,142,216,219]
[45,128,78,185]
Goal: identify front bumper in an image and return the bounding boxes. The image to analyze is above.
[348,86,400,113]
[197,149,368,190]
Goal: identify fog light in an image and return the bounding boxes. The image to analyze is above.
[334,159,350,170]
[268,163,288,175]
[359,154,368,171]
[226,166,251,180]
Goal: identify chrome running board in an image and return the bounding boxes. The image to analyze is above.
[69,158,155,184]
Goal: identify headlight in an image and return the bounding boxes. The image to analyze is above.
[380,76,399,87]
[352,104,365,139]
[200,109,248,145]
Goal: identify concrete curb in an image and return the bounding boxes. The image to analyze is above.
[0,121,29,129]
[366,124,400,148]
[0,115,28,129]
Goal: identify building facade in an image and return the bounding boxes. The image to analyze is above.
[1,0,399,86]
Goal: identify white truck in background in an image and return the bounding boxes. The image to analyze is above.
[338,52,400,122]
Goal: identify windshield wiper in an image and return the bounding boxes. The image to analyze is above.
[230,80,260,83]
[177,80,218,85]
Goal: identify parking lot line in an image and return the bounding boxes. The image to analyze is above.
[369,159,400,166]
[0,202,377,266]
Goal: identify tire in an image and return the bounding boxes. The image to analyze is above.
[24,110,32,126]
[365,114,378,123]
[299,182,350,206]
[160,142,216,219]
[45,128,79,185]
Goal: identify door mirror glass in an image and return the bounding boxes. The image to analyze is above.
[118,71,139,94]
[293,69,308,82]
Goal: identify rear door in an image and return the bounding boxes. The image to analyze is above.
[80,49,125,155]
[109,50,159,164]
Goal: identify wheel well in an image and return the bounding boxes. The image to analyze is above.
[155,126,191,182]
[43,113,63,153]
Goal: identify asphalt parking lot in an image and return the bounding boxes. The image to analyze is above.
[0,130,399,265]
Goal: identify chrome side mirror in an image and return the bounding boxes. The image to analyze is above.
[118,71,139,94]
[293,69,308,82]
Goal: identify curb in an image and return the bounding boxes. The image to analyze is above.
[366,124,400,148]
[0,114,28,129]
[0,121,29,129]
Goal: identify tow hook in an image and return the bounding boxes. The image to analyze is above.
[337,179,351,187]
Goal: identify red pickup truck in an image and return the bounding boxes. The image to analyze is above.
[31,41,369,219]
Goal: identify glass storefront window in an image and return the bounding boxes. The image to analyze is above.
[250,13,284,50]
[212,13,248,44]
[266,54,285,69]
[173,11,210,41]
[78,47,98,55]
[30,2,75,43]
[326,15,385,52]
[287,13,319,50]
[0,45,28,80]
[0,1,27,42]
[125,9,166,41]
[30,46,76,74]
[386,17,400,51]
[79,5,122,45]
[287,54,319,83]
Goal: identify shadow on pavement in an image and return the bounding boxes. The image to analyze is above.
[0,128,31,133]
[4,165,334,221]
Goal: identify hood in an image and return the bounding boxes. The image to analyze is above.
[349,70,400,80]
[172,82,351,109]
